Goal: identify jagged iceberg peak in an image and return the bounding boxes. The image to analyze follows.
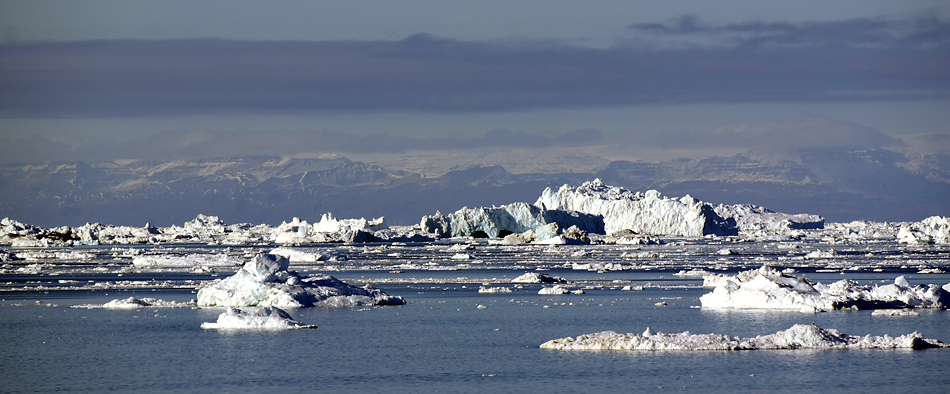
[535,179,737,237]
[540,324,949,351]
[197,253,405,308]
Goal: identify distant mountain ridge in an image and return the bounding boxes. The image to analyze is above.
[1,148,947,227]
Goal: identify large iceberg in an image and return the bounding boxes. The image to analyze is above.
[535,179,737,236]
[898,216,950,244]
[200,307,317,330]
[700,266,950,312]
[420,202,603,239]
[196,253,405,308]
[540,324,949,351]
[714,204,824,232]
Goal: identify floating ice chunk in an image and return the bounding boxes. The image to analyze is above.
[511,272,566,284]
[898,216,950,244]
[478,286,513,293]
[539,285,570,295]
[132,253,244,270]
[451,253,472,260]
[871,309,920,316]
[700,266,950,311]
[269,247,326,263]
[72,297,196,309]
[535,179,737,236]
[674,269,712,277]
[197,253,405,308]
[540,324,949,351]
[805,249,838,259]
[446,243,475,252]
[200,307,317,330]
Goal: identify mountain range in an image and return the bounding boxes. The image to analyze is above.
[1,148,947,227]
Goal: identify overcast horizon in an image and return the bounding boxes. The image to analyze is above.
[1,1,948,165]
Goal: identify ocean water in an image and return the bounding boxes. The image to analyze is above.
[2,243,950,393]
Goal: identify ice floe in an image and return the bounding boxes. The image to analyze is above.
[538,285,571,295]
[511,272,566,284]
[700,266,950,312]
[196,253,405,308]
[132,253,244,271]
[72,297,196,309]
[540,323,948,351]
[871,309,920,316]
[200,307,317,330]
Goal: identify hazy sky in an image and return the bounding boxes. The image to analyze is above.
[1,0,948,163]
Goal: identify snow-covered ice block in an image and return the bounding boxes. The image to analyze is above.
[197,253,405,308]
[200,307,317,330]
[540,324,949,351]
[700,266,950,312]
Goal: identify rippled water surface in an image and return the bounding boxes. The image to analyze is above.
[2,242,949,393]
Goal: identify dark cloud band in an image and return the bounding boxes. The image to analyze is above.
[0,14,947,117]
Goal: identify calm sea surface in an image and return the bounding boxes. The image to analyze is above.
[2,243,949,393]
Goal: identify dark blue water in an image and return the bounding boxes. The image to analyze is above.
[3,283,949,393]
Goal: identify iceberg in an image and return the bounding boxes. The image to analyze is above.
[700,266,950,312]
[714,204,824,232]
[196,253,405,308]
[535,179,737,236]
[540,324,949,351]
[200,307,317,330]
[421,202,603,239]
[898,216,950,244]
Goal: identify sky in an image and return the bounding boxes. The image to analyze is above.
[1,0,949,164]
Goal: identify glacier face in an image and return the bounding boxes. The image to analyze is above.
[535,179,737,236]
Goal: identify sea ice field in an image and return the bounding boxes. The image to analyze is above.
[2,181,950,393]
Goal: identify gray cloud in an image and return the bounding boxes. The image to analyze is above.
[626,14,950,49]
[1,13,947,118]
